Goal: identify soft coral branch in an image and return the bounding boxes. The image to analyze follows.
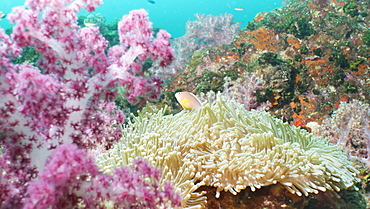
[0,0,175,207]
[24,144,181,208]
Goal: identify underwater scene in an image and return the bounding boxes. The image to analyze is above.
[0,0,369,208]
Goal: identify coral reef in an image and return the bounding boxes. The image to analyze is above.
[1,0,369,207]
[96,94,363,208]
[164,0,370,124]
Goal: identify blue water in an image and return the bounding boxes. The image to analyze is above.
[0,0,282,38]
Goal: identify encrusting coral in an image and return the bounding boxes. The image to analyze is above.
[96,94,360,208]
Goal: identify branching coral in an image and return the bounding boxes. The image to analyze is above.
[24,144,181,208]
[222,74,267,110]
[311,100,370,161]
[96,94,360,208]
[0,0,175,206]
[151,13,239,80]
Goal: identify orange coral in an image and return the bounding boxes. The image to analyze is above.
[234,40,244,46]
[286,37,301,49]
[301,57,336,86]
[334,96,349,109]
[254,13,266,22]
[342,46,351,55]
[216,55,221,62]
[246,27,278,51]
[308,1,316,9]
[290,94,326,123]
[292,113,307,127]
[227,54,238,60]
[352,63,368,77]
[295,74,300,82]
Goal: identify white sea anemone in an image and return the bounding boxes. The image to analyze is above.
[96,94,359,208]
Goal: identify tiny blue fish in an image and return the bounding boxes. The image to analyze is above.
[0,11,6,21]
[148,0,155,4]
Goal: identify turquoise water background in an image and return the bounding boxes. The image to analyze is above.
[1,0,282,38]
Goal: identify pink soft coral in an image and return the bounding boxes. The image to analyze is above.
[25,144,181,208]
[0,0,176,207]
